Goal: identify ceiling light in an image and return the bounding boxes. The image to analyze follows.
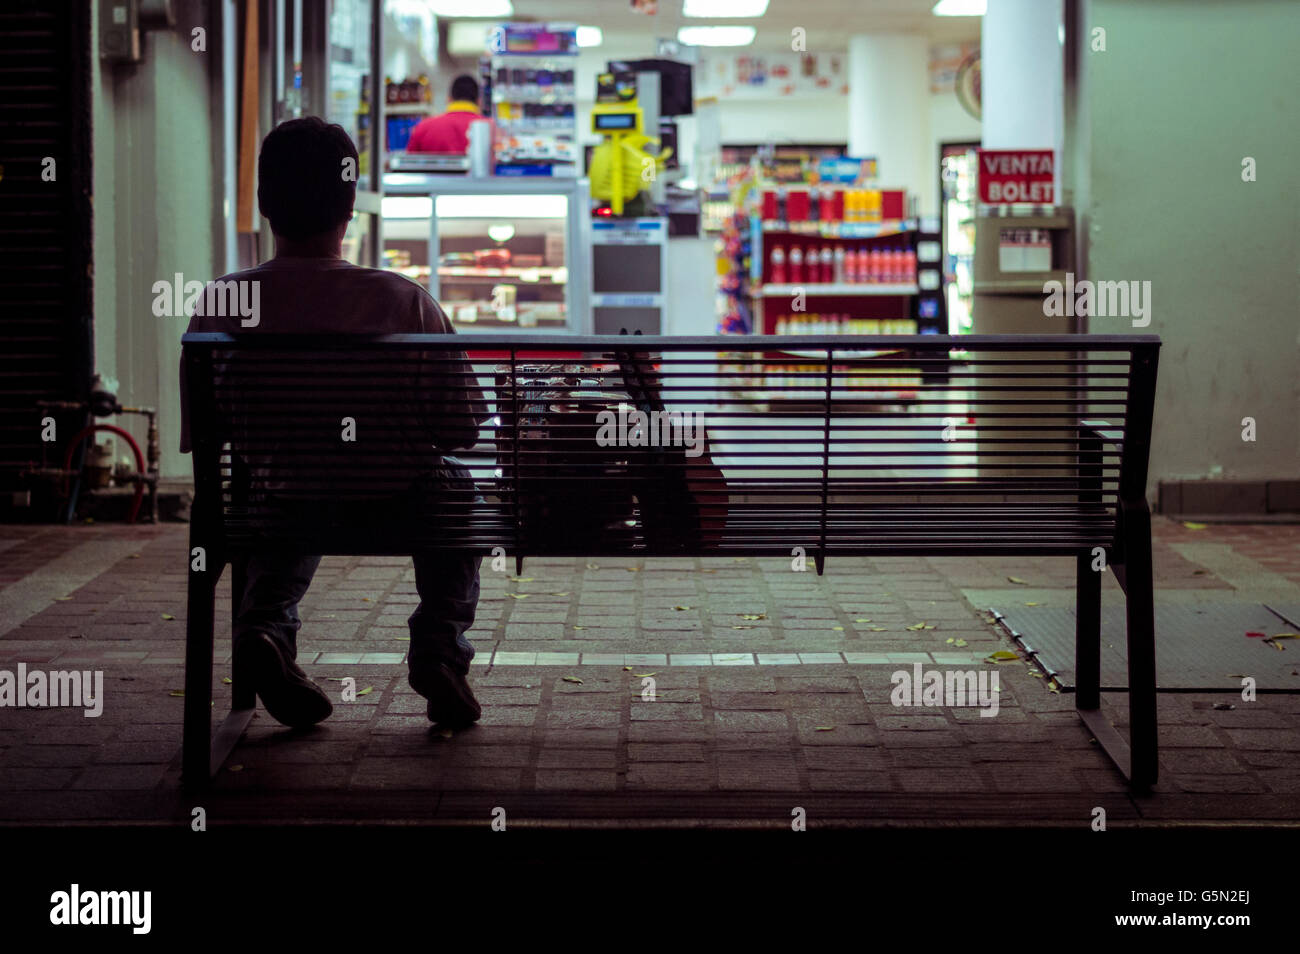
[577,25,603,47]
[683,0,769,16]
[447,21,489,55]
[932,0,986,15]
[677,25,757,47]
[429,0,513,17]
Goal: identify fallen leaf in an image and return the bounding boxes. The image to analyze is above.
[1270,633,1300,640]
[906,622,934,631]
[673,605,693,611]
[813,726,835,732]
[228,764,243,773]
[507,593,529,600]
[985,651,1020,663]
[1024,601,1041,607]
[1029,671,1043,678]
[625,567,640,573]
[55,597,72,601]
[953,639,968,648]
[870,626,887,632]
[221,677,232,684]
[1183,521,1208,530]
[438,728,453,738]
[361,597,372,602]
[854,618,872,623]
[634,672,658,678]
[168,690,185,697]
[551,592,570,597]
[739,613,768,621]
[357,686,373,696]
[161,614,176,621]
[832,625,844,631]
[586,563,600,569]
[508,576,535,582]
[573,625,585,630]
[1007,576,1029,585]
[733,558,749,563]
[320,614,337,620]
[562,676,584,684]
[394,636,410,641]
[731,625,754,630]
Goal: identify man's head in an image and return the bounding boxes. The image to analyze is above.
[450,74,479,105]
[257,117,358,243]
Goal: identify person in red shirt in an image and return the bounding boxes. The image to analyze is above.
[406,74,488,154]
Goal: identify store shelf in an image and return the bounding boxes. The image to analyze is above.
[385,103,430,115]
[759,283,918,297]
[761,220,917,239]
[438,266,567,284]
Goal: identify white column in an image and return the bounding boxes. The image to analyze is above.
[982,0,1064,192]
[848,34,932,215]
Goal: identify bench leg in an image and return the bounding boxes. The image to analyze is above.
[203,556,258,780]
[1075,552,1101,711]
[181,558,218,789]
[1077,520,1159,791]
[1123,508,1158,790]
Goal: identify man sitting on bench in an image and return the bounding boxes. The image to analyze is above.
[179,117,489,730]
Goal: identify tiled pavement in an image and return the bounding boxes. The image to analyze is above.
[1,517,1299,827]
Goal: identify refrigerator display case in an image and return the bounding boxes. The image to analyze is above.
[940,142,979,335]
[381,174,591,333]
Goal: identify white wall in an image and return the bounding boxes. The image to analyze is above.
[94,0,218,480]
[1082,0,1300,489]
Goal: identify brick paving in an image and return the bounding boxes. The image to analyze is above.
[1,517,1299,827]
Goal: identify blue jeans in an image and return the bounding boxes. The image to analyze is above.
[234,463,482,677]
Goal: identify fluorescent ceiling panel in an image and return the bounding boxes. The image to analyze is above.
[677,25,757,47]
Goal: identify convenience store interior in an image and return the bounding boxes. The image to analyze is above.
[68,0,1298,512]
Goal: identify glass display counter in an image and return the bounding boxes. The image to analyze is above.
[381,174,591,333]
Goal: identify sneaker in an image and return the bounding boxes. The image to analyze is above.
[236,632,333,728]
[410,663,481,728]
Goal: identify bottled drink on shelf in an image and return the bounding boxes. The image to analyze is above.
[770,245,786,284]
[788,246,804,284]
[820,246,833,284]
[833,246,845,284]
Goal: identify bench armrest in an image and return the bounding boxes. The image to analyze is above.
[1080,419,1123,452]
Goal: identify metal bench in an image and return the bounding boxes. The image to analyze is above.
[181,333,1160,790]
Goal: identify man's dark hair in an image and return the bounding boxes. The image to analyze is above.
[450,74,479,104]
[257,117,359,241]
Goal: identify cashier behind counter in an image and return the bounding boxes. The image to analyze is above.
[406,75,490,155]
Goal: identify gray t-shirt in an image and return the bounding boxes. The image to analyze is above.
[179,257,489,495]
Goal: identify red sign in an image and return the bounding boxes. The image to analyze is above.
[977,149,1055,204]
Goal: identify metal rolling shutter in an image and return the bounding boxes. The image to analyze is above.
[0,1,93,495]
